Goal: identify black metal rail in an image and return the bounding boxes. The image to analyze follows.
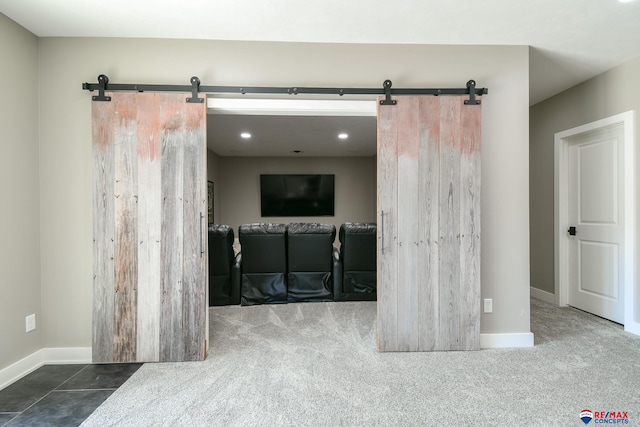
[82,75,488,105]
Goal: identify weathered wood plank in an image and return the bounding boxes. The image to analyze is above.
[376,98,398,352]
[159,94,186,362]
[417,96,440,351]
[113,93,138,362]
[396,97,420,351]
[438,96,462,350]
[136,93,162,362]
[92,96,116,363]
[459,99,482,350]
[181,98,208,361]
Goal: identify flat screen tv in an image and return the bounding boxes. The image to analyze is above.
[260,174,335,217]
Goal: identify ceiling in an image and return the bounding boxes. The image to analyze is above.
[208,114,377,157]
[2,0,639,156]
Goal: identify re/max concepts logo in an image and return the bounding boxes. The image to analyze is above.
[581,409,629,424]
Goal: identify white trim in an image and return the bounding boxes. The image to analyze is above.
[554,110,638,335]
[530,287,555,305]
[480,333,534,349]
[0,349,45,390]
[554,129,569,307]
[206,98,377,117]
[622,112,637,335]
[40,347,92,364]
[0,347,91,390]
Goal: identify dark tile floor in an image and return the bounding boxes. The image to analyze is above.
[0,363,142,427]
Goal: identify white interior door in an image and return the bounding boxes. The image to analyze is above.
[567,124,624,323]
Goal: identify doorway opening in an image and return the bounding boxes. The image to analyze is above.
[205,97,379,308]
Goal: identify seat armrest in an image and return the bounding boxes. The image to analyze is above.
[332,247,342,302]
[230,252,242,305]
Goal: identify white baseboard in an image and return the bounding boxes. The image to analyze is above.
[624,321,640,337]
[41,347,92,364]
[530,286,556,305]
[480,332,534,349]
[0,347,91,390]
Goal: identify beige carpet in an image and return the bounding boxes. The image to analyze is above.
[82,299,640,426]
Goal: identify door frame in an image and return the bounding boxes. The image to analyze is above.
[554,110,637,333]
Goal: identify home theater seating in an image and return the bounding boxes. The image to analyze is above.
[334,222,377,302]
[207,222,377,306]
[207,224,241,306]
[286,223,336,303]
[238,223,288,305]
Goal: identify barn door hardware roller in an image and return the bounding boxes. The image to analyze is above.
[83,75,488,104]
[464,80,481,105]
[91,74,111,102]
[379,80,397,106]
[186,76,204,103]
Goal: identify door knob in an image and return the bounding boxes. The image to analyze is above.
[568,226,577,236]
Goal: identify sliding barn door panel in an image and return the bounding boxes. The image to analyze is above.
[93,92,207,363]
[377,95,481,352]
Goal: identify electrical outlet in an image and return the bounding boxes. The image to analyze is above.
[25,314,36,333]
[483,299,493,313]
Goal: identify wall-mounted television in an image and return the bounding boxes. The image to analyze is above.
[260,174,335,217]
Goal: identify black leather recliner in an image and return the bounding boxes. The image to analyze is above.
[208,224,241,306]
[287,223,336,303]
[238,223,288,306]
[334,222,377,301]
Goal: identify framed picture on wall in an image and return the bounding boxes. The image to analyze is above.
[208,181,214,224]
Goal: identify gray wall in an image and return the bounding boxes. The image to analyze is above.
[36,38,530,347]
[1,35,530,371]
[217,156,376,232]
[530,55,640,295]
[207,149,222,224]
[0,14,41,368]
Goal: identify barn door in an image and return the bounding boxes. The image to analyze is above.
[377,96,481,352]
[92,92,208,362]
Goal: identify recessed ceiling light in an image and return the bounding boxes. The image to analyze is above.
[291,150,303,154]
[240,132,251,139]
[619,0,634,3]
[338,133,349,139]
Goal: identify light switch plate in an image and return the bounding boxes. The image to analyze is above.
[26,314,36,333]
